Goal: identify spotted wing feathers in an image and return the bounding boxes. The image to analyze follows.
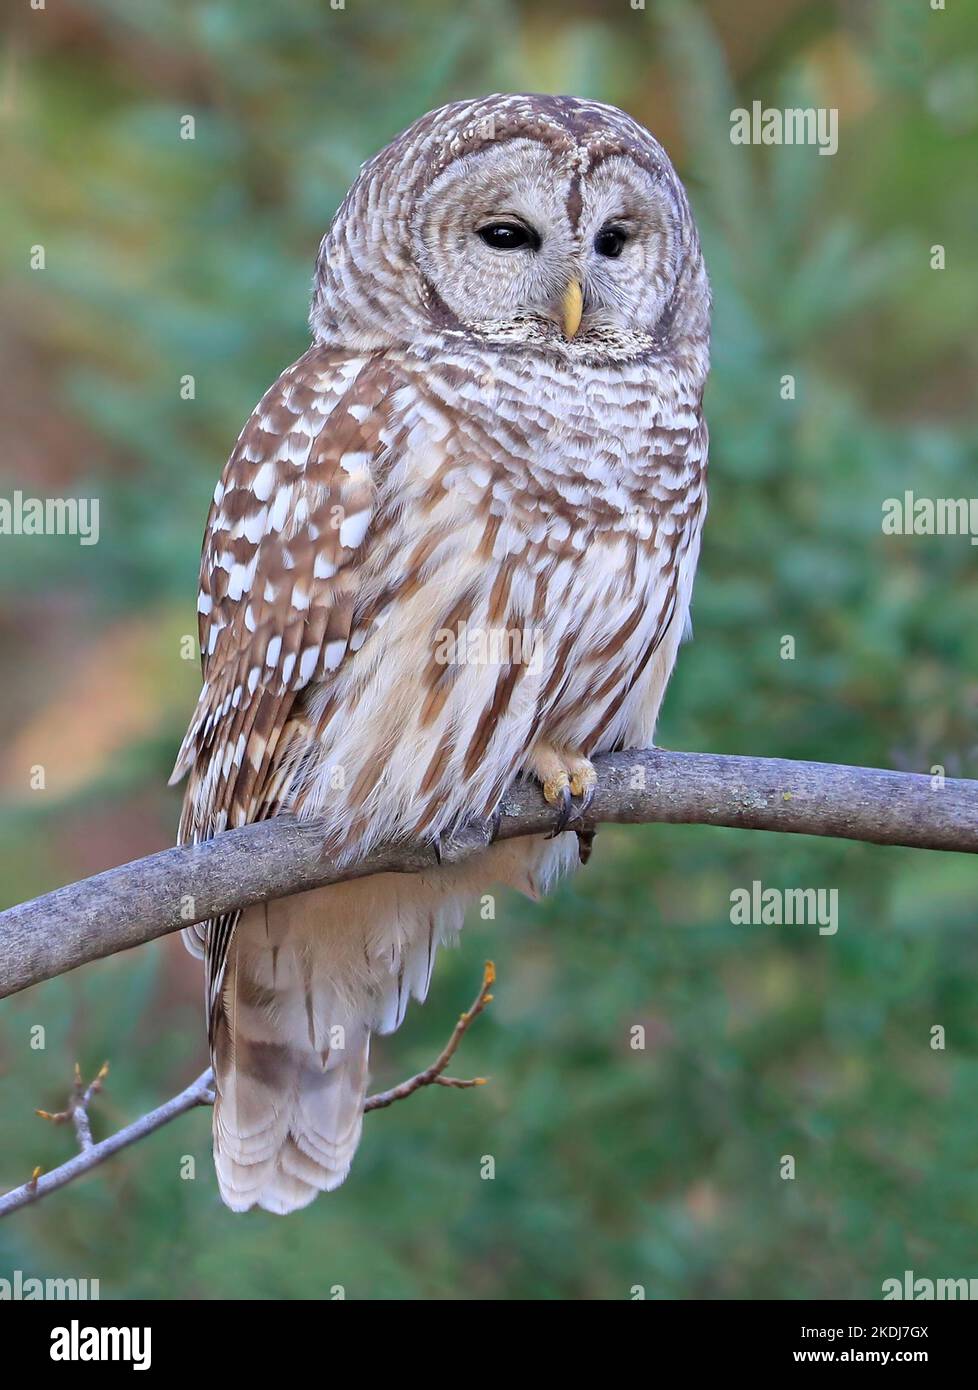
[171,346,396,1023]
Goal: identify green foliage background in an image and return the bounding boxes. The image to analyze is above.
[1,0,976,1300]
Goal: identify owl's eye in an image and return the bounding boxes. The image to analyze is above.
[594,225,628,258]
[477,221,540,251]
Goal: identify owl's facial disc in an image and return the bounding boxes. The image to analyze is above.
[413,139,683,344]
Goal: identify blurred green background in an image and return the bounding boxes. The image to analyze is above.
[1,0,977,1300]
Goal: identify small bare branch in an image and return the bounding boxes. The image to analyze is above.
[34,1060,110,1152]
[3,1067,214,1219]
[0,969,495,1219]
[364,960,494,1111]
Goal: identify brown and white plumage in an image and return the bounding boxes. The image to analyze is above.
[171,93,710,1213]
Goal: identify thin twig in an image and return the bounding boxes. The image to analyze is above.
[34,1061,110,1153]
[364,960,494,1111]
[3,1067,215,1218]
[0,967,495,1219]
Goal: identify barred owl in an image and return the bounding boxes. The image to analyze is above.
[171,93,710,1213]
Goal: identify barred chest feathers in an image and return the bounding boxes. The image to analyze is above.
[290,339,708,858]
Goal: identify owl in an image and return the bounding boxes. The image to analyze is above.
[171,93,710,1213]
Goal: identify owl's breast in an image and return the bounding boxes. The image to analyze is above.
[289,350,706,851]
[392,346,707,553]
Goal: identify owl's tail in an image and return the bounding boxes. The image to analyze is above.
[206,835,581,1214]
[207,867,459,1214]
[210,900,373,1215]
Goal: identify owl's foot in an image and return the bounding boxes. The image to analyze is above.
[530,744,597,836]
[432,807,502,865]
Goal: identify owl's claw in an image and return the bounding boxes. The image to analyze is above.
[433,808,502,864]
[531,743,598,841]
[547,783,574,838]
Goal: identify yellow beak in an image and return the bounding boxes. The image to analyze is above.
[561,279,584,339]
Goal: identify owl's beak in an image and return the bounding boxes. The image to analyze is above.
[561,279,584,339]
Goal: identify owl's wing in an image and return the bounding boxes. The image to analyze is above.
[170,344,398,1028]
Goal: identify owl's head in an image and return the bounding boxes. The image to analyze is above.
[311,94,709,369]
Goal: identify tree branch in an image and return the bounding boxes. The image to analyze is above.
[1,749,974,1216]
[0,965,496,1218]
[363,960,494,1110]
[1,1066,215,1219]
[2,750,976,1002]
[35,1061,110,1151]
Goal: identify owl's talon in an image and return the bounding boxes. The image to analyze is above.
[574,780,596,818]
[569,765,596,801]
[433,807,503,863]
[538,762,572,838]
[547,783,574,838]
[532,743,598,841]
[560,782,594,833]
